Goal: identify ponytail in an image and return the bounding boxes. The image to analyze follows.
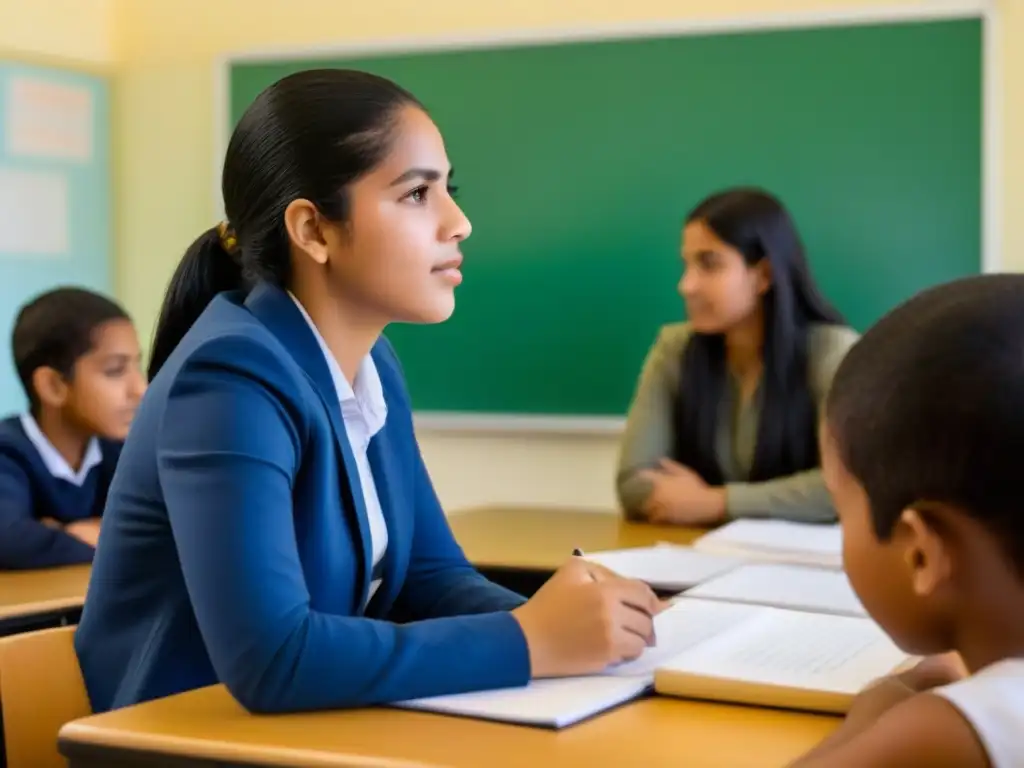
[148,225,244,380]
[147,70,424,379]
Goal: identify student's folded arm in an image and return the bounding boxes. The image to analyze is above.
[0,457,95,569]
[788,693,988,768]
[157,337,530,715]
[724,471,836,523]
[616,326,686,519]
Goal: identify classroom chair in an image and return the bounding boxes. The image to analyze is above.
[0,625,91,768]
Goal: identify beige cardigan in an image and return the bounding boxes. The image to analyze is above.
[616,322,858,523]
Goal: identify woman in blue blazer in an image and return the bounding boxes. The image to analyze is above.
[74,69,663,714]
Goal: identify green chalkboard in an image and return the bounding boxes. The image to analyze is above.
[229,18,983,416]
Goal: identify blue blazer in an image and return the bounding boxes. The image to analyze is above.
[0,417,120,569]
[75,283,529,714]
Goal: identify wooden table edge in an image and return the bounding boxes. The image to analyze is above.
[58,721,439,768]
[0,596,85,622]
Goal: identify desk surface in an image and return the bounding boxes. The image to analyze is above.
[0,564,90,621]
[448,506,703,570]
[60,684,836,768]
[59,508,834,767]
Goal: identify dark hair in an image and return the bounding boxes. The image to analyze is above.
[826,274,1024,568]
[12,287,130,414]
[674,187,845,484]
[148,69,422,379]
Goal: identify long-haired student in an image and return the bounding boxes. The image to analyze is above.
[791,274,1024,768]
[74,70,664,714]
[617,188,858,526]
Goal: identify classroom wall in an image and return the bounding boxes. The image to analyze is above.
[0,1,118,413]
[0,63,113,413]
[0,0,118,65]
[114,0,1020,513]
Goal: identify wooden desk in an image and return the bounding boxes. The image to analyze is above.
[449,506,702,594]
[0,565,90,636]
[59,684,837,768]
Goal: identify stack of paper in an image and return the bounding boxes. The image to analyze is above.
[686,562,866,618]
[692,519,843,569]
[396,676,652,729]
[583,544,743,592]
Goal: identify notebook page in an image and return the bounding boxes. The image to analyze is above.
[584,545,743,592]
[686,563,866,617]
[693,520,843,569]
[394,675,652,728]
[394,601,767,727]
[661,604,908,694]
[608,598,763,677]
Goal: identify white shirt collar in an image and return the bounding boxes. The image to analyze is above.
[288,293,387,439]
[19,413,103,486]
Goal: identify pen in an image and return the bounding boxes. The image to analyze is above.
[574,546,657,646]
[573,548,596,582]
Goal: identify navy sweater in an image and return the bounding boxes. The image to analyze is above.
[0,416,121,569]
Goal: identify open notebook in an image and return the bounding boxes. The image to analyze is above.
[693,519,843,569]
[686,562,867,618]
[395,598,907,727]
[652,598,906,714]
[582,544,743,593]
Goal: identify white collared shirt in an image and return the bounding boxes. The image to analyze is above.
[20,413,103,487]
[289,295,389,605]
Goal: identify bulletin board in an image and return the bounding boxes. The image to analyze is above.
[0,62,111,413]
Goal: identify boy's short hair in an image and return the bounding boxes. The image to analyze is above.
[826,274,1024,569]
[12,287,130,412]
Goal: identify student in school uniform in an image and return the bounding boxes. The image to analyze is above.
[617,188,858,526]
[74,69,665,715]
[789,273,1024,768]
[0,288,145,570]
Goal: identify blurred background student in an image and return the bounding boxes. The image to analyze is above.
[0,287,146,569]
[617,188,857,526]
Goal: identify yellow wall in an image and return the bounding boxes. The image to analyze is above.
[41,0,1024,512]
[0,0,118,65]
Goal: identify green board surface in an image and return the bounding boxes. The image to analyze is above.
[229,18,983,416]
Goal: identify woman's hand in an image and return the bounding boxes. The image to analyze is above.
[511,558,670,678]
[637,459,727,526]
[64,518,101,547]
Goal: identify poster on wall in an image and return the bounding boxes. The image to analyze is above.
[0,167,69,255]
[5,76,94,162]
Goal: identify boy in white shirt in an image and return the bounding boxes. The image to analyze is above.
[791,274,1024,768]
